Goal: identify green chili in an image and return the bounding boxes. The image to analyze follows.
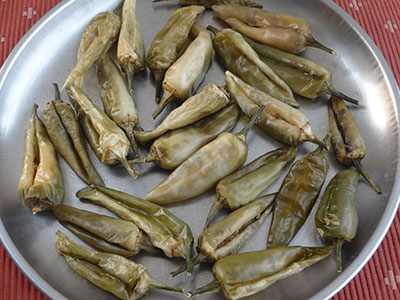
[76,185,194,275]
[43,84,103,186]
[53,205,159,257]
[226,71,328,148]
[243,35,359,105]
[117,0,146,93]
[329,96,381,193]
[55,232,183,300]
[145,105,264,205]
[153,24,213,119]
[212,5,334,54]
[171,194,275,277]
[18,104,63,214]
[208,26,298,107]
[67,84,140,179]
[205,146,296,228]
[62,11,121,89]
[135,103,240,170]
[68,95,109,165]
[315,169,360,273]
[268,139,329,247]
[134,83,230,144]
[97,53,140,158]
[187,246,333,299]
[146,6,205,102]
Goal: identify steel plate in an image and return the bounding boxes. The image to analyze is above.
[0,0,399,299]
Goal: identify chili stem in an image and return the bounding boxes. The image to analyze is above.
[186,279,221,297]
[153,90,174,119]
[353,159,382,194]
[170,264,187,278]
[154,71,164,103]
[120,157,141,179]
[149,279,184,293]
[334,238,345,273]
[128,156,148,164]
[237,105,265,141]
[311,136,329,151]
[327,86,359,106]
[183,244,194,276]
[306,35,336,56]
[126,132,140,159]
[170,252,206,278]
[153,0,168,2]
[204,195,225,229]
[311,134,330,153]
[207,25,219,36]
[139,241,162,255]
[53,83,61,100]
[126,62,135,95]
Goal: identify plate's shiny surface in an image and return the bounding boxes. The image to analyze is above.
[0,0,399,299]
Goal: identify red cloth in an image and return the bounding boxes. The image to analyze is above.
[1,0,399,299]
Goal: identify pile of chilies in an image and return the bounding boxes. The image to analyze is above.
[17,0,382,299]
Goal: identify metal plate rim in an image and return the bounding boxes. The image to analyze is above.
[0,1,74,299]
[310,1,400,299]
[0,0,399,299]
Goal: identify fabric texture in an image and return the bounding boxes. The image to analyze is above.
[1,0,399,299]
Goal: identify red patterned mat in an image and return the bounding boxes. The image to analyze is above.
[1,0,399,299]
